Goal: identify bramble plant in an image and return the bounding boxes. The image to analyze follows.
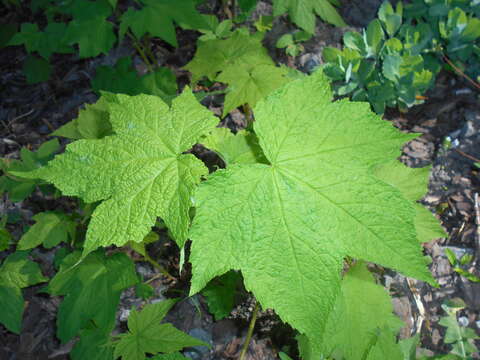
[3,0,472,359]
[9,70,445,359]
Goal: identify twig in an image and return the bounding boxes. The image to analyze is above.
[475,193,480,254]
[127,30,154,73]
[143,252,175,281]
[239,301,259,360]
[454,149,480,163]
[442,54,480,91]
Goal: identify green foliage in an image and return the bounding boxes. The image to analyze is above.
[113,299,207,360]
[202,271,241,320]
[17,211,76,250]
[189,71,434,353]
[185,29,294,116]
[318,262,403,359]
[322,1,436,113]
[200,128,267,165]
[1,139,59,202]
[273,0,346,33]
[0,217,12,251]
[47,250,138,343]
[445,248,480,282]
[91,57,178,102]
[372,161,446,242]
[22,54,52,84]
[439,301,479,359]
[119,0,208,47]
[276,30,312,57]
[52,96,112,140]
[0,252,47,333]
[405,0,480,79]
[322,0,480,113]
[13,90,218,255]
[8,22,73,59]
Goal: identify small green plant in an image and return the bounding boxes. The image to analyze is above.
[276,30,312,57]
[438,300,479,359]
[445,248,480,282]
[322,0,480,114]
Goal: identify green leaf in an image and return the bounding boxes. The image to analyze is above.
[366,19,384,56]
[17,211,76,250]
[71,327,115,360]
[48,250,138,343]
[1,139,59,202]
[119,0,207,47]
[185,29,271,82]
[319,262,403,359]
[277,34,294,48]
[343,31,366,55]
[91,57,177,103]
[0,285,23,333]
[0,251,47,288]
[273,0,346,33]
[64,16,116,58]
[8,22,73,58]
[202,271,241,320]
[13,90,218,254]
[52,96,112,140]
[189,71,434,352]
[22,54,51,84]
[378,1,402,37]
[372,161,446,242]
[201,128,267,166]
[185,30,293,115]
[0,251,47,333]
[135,282,155,300]
[113,300,207,360]
[365,328,404,360]
[218,63,291,116]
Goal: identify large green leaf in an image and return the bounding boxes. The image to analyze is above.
[113,300,207,360]
[14,90,218,254]
[189,71,434,352]
[47,250,138,343]
[273,0,346,33]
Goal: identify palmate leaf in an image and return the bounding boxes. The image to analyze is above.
[119,0,208,47]
[319,262,403,359]
[13,90,218,255]
[185,29,293,116]
[189,71,435,352]
[273,0,346,33]
[113,300,207,360]
[0,252,47,333]
[48,250,138,343]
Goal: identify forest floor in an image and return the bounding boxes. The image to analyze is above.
[1,0,480,359]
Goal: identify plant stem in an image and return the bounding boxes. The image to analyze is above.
[242,104,253,127]
[239,301,260,360]
[143,35,157,66]
[442,54,480,91]
[143,252,175,281]
[127,31,154,73]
